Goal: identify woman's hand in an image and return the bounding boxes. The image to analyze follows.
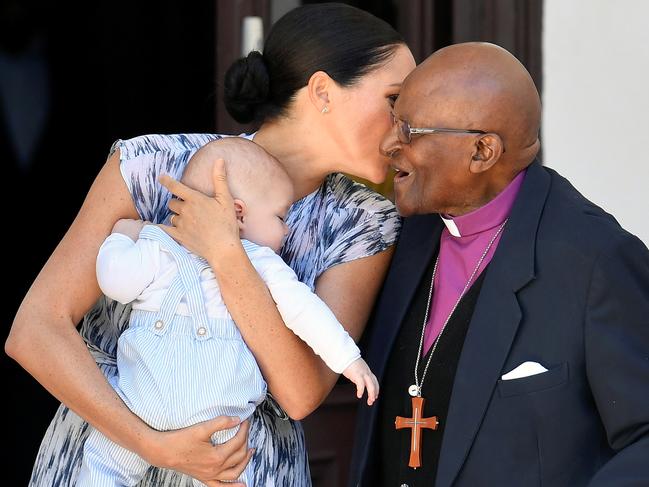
[147,416,253,486]
[158,158,240,261]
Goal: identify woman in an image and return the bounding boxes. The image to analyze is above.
[6,3,415,486]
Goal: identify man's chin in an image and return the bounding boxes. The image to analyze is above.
[395,200,415,217]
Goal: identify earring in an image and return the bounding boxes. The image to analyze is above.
[321,105,329,114]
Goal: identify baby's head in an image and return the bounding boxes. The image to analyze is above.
[181,137,293,252]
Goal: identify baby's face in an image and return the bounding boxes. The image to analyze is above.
[239,176,293,253]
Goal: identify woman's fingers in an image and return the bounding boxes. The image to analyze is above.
[211,158,233,203]
[205,421,252,485]
[167,198,184,215]
[159,174,195,201]
[217,419,250,457]
[214,448,255,484]
[149,415,252,483]
[156,223,180,242]
[198,415,241,438]
[222,439,252,469]
[158,161,240,257]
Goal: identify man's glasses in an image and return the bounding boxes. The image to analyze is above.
[391,111,502,150]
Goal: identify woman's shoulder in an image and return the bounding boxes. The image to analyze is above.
[110,133,227,161]
[114,133,247,222]
[305,173,401,271]
[322,173,397,215]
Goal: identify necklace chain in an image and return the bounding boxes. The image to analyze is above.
[411,219,508,397]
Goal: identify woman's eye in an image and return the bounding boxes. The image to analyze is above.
[388,94,399,106]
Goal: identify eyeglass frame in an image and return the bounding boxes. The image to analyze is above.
[391,111,505,152]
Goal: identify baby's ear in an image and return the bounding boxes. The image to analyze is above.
[233,198,247,225]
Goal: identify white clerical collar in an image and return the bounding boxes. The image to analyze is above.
[438,170,528,239]
[440,215,462,237]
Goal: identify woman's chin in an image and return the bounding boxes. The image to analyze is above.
[363,166,388,185]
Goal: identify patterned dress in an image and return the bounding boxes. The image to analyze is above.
[29,133,401,486]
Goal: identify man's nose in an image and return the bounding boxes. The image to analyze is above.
[380,125,401,158]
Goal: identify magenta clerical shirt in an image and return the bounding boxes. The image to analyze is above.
[422,170,526,355]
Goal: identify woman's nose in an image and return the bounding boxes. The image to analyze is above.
[380,125,401,158]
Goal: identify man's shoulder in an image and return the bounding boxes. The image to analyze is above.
[541,165,635,250]
[523,164,648,274]
[398,213,443,241]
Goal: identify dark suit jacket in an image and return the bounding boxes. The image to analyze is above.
[350,162,649,486]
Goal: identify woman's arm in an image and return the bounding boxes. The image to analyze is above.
[212,243,392,419]
[5,152,251,485]
[160,161,394,419]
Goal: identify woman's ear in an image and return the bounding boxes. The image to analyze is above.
[233,199,247,231]
[469,134,504,174]
[306,71,332,113]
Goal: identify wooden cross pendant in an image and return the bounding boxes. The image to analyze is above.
[395,396,439,468]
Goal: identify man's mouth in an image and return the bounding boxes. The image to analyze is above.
[391,165,411,183]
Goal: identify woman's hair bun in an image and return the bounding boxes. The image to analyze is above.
[224,51,270,124]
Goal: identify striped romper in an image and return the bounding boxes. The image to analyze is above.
[78,226,267,486]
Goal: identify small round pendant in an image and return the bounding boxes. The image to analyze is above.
[408,384,420,397]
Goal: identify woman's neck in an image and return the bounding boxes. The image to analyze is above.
[254,120,334,200]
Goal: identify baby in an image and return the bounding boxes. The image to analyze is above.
[77,137,378,486]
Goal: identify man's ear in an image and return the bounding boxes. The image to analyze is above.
[306,71,332,113]
[469,134,504,174]
[234,198,247,230]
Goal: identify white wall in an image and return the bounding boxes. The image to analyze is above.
[543,0,649,244]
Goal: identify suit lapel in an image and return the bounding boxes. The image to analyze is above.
[435,162,551,487]
[356,213,442,480]
[367,213,443,383]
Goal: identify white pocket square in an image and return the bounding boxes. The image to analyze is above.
[501,361,549,380]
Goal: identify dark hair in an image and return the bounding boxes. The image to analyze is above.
[224,3,404,124]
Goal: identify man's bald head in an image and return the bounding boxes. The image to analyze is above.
[383,42,542,217]
[407,42,541,167]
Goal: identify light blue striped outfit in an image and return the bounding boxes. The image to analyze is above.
[77,226,266,487]
[29,133,402,487]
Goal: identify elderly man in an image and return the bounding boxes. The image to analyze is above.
[350,42,649,487]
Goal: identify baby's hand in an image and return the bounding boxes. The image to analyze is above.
[343,358,379,406]
[111,218,147,241]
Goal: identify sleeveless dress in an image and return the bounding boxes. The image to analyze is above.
[29,133,402,487]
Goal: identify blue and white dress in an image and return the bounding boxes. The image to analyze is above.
[29,133,402,486]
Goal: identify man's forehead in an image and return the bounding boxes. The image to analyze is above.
[395,75,446,119]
